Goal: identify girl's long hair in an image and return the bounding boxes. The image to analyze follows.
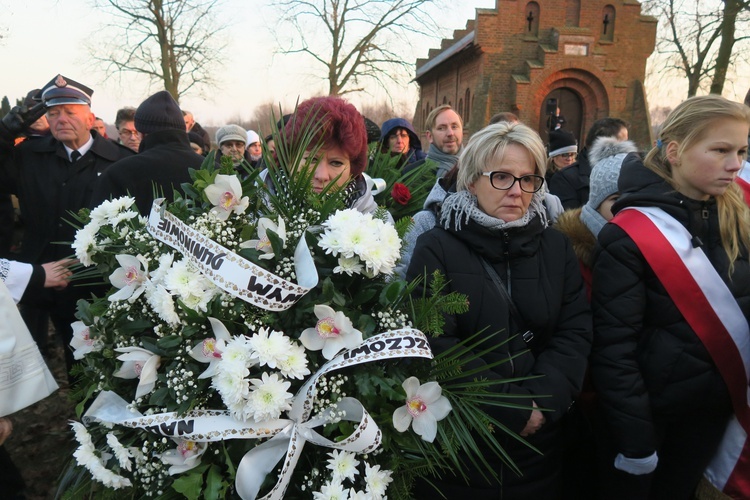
[644,94,750,267]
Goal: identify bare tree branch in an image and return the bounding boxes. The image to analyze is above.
[273,0,442,96]
[87,0,228,103]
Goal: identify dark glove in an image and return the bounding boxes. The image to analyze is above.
[0,102,47,143]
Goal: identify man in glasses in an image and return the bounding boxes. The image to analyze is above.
[115,107,141,152]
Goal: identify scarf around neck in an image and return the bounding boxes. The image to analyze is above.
[428,143,460,176]
[440,189,547,232]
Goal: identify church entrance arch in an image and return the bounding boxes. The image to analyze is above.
[538,88,583,145]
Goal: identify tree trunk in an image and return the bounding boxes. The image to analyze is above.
[709,0,740,95]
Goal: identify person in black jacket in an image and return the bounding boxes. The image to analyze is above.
[407,122,592,499]
[548,117,628,209]
[91,91,203,215]
[0,75,134,375]
[590,95,750,500]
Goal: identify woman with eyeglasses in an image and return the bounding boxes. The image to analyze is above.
[546,129,578,181]
[407,122,592,499]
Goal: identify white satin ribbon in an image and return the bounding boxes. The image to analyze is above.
[147,199,318,311]
[83,328,433,500]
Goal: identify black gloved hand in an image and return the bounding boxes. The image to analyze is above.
[0,102,47,142]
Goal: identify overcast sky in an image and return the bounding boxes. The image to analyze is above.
[0,0,746,127]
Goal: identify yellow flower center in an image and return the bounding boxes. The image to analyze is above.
[220,191,237,210]
[316,317,340,339]
[124,266,141,285]
[256,235,271,252]
[407,397,427,417]
[202,338,221,358]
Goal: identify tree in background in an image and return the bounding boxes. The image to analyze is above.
[644,0,749,97]
[274,0,441,96]
[0,97,10,120]
[89,0,227,103]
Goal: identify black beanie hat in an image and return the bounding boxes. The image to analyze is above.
[547,129,578,157]
[134,91,185,134]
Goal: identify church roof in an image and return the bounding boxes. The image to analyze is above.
[415,31,475,80]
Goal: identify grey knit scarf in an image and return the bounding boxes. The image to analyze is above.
[580,203,608,238]
[428,143,460,177]
[440,189,547,231]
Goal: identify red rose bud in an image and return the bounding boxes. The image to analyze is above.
[391,183,412,205]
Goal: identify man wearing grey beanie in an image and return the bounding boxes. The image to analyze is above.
[91,91,204,214]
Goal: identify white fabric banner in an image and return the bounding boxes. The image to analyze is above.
[147,199,318,311]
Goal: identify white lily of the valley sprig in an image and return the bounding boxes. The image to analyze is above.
[108,254,149,302]
[300,304,363,360]
[113,346,162,399]
[70,320,102,360]
[392,376,452,443]
[204,174,249,220]
[240,216,286,259]
[189,317,232,379]
[160,439,207,475]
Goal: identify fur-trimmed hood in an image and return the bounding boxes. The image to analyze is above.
[588,137,639,167]
[555,207,597,270]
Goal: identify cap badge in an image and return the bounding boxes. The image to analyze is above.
[55,75,67,88]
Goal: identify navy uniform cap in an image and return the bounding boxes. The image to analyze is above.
[38,74,93,106]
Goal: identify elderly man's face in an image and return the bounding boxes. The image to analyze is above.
[184,112,195,131]
[118,120,141,152]
[220,140,246,164]
[92,118,107,137]
[47,104,95,150]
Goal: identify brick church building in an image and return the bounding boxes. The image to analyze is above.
[413,0,657,148]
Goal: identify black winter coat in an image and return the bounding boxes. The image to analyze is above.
[406,214,592,497]
[548,146,592,209]
[91,129,203,215]
[590,153,742,459]
[0,131,133,263]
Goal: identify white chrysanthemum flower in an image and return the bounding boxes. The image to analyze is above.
[160,439,207,475]
[70,321,102,360]
[113,346,161,399]
[276,342,310,380]
[332,256,364,276]
[364,463,393,498]
[72,225,99,266]
[318,209,401,277]
[326,450,359,483]
[108,254,149,302]
[220,336,254,367]
[90,197,136,225]
[247,327,291,369]
[312,480,348,500]
[212,368,250,412]
[240,216,286,260]
[164,259,218,312]
[70,422,132,489]
[107,210,139,227]
[106,433,133,471]
[300,304,363,360]
[145,284,180,325]
[347,489,369,500]
[247,372,293,421]
[204,174,249,220]
[149,252,175,285]
[392,377,452,443]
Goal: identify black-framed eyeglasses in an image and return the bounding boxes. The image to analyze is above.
[481,171,545,193]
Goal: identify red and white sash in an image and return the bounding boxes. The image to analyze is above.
[738,163,750,205]
[611,206,750,499]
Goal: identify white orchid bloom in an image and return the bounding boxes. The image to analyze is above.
[108,254,149,302]
[70,320,102,360]
[240,216,286,260]
[189,317,233,379]
[204,174,249,220]
[160,439,207,475]
[392,376,452,443]
[114,346,161,399]
[299,304,363,360]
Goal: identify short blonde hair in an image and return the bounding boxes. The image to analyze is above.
[456,122,547,192]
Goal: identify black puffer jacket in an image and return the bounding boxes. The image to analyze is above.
[590,153,743,458]
[547,146,592,209]
[407,213,592,496]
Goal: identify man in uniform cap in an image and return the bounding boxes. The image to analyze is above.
[0,74,133,376]
[91,90,204,215]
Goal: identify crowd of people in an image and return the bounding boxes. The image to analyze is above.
[0,73,748,500]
